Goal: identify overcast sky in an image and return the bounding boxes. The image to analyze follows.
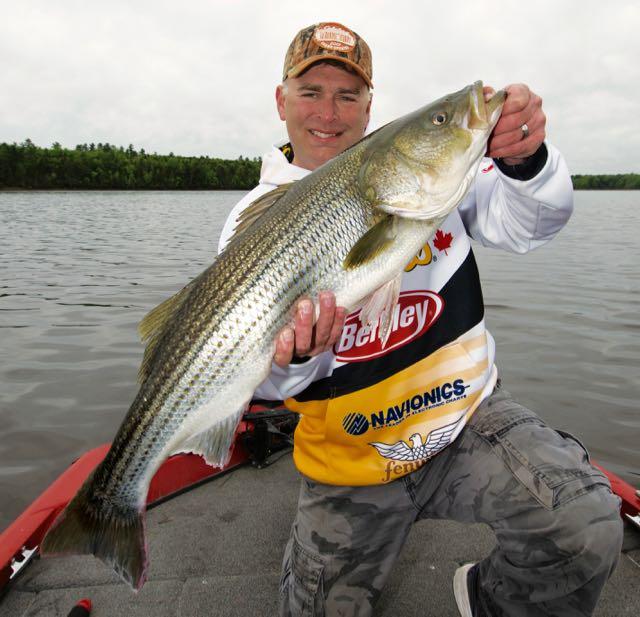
[2,0,638,174]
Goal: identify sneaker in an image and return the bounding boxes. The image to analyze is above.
[453,562,478,617]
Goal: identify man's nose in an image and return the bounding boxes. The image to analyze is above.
[315,97,337,122]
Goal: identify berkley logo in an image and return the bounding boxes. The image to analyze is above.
[334,290,444,363]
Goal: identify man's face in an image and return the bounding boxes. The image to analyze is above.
[275,63,372,171]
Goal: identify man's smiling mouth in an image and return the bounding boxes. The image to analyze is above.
[309,129,343,139]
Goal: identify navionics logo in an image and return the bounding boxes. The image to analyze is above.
[342,379,470,436]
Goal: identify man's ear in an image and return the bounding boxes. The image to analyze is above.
[275,84,286,121]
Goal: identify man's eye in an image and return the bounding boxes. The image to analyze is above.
[301,92,318,98]
[339,96,357,102]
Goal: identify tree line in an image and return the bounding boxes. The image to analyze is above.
[0,140,260,190]
[570,174,640,190]
[1,140,638,191]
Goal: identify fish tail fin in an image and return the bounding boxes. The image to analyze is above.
[40,485,148,591]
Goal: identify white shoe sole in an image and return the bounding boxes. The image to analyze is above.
[453,563,476,617]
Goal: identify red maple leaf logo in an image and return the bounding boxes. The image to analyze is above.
[433,229,453,255]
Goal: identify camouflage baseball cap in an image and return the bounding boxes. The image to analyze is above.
[282,22,373,88]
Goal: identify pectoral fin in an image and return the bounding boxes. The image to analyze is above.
[343,215,397,270]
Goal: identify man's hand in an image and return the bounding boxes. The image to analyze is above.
[484,84,546,165]
[274,291,347,368]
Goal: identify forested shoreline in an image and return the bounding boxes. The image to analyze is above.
[0,140,260,190]
[1,141,638,190]
[570,174,640,190]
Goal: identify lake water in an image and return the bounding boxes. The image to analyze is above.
[0,190,638,532]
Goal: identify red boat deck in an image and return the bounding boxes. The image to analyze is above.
[1,452,639,617]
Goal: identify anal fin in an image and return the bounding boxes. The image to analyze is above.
[175,407,245,468]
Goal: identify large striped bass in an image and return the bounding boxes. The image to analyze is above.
[40,81,505,589]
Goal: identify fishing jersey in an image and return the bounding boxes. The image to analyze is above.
[219,142,574,486]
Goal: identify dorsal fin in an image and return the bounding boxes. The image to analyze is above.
[228,182,295,243]
[137,277,199,383]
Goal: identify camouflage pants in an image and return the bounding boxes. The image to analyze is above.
[279,386,623,617]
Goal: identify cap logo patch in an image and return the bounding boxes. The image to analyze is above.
[313,23,356,52]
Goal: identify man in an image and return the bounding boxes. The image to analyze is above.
[219,22,622,617]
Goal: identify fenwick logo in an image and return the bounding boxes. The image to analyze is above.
[333,291,444,363]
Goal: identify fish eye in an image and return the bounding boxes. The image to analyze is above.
[432,112,447,125]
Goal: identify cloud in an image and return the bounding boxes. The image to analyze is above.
[1,0,638,172]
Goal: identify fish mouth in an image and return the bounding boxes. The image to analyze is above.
[468,80,506,130]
